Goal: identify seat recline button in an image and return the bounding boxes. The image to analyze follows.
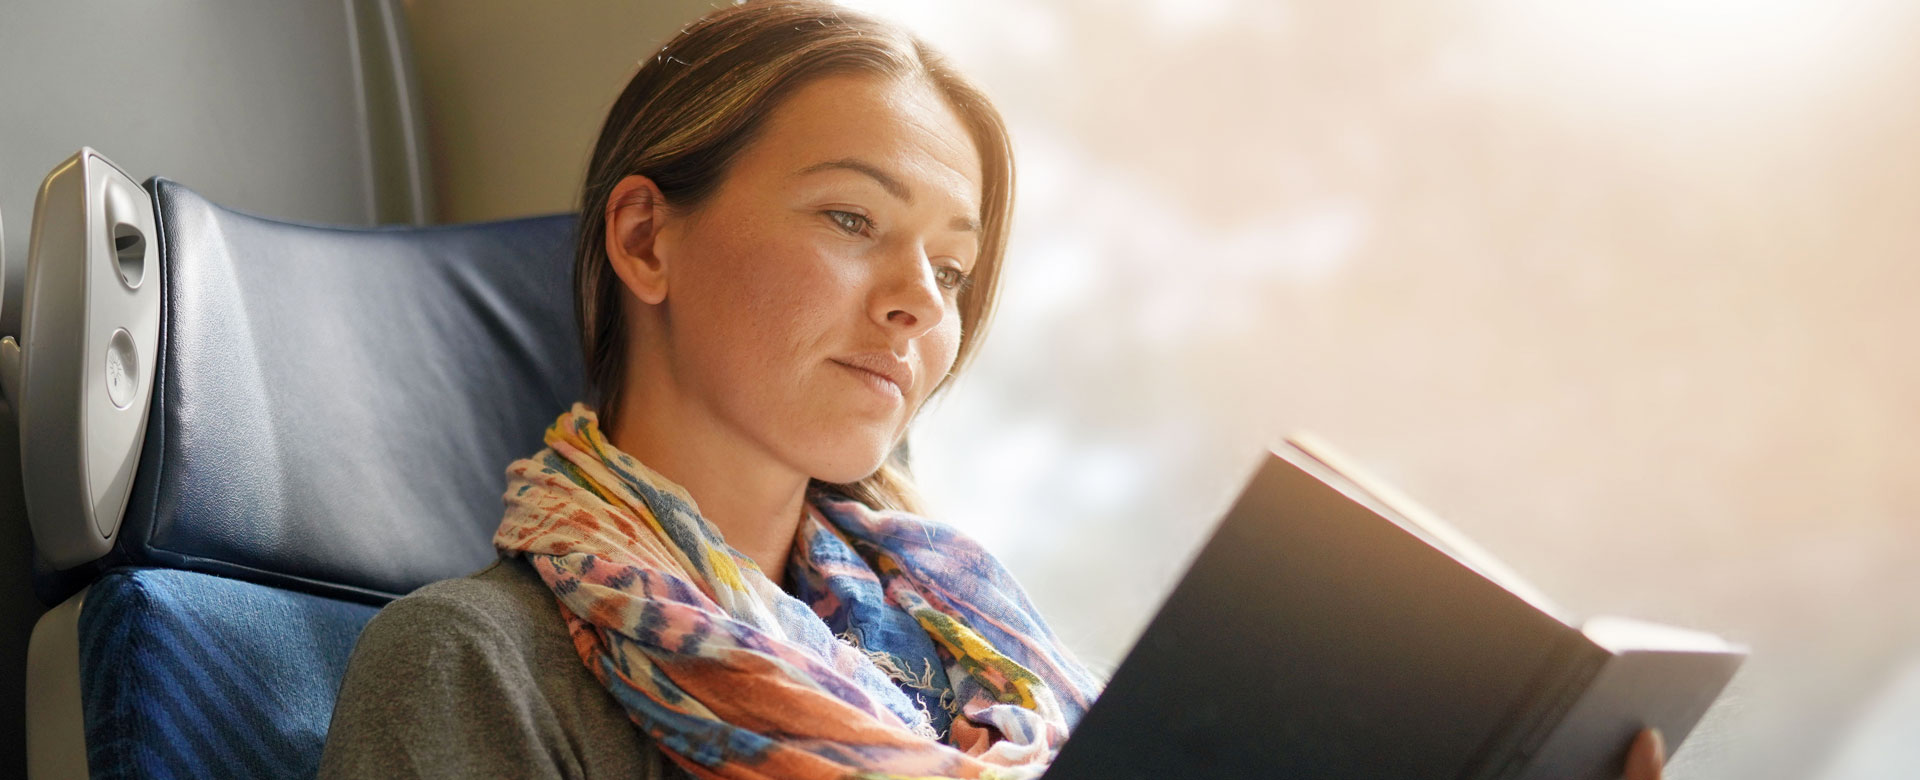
[105,329,139,409]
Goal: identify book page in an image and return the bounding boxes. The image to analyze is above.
[1281,433,1573,624]
[1582,615,1743,655]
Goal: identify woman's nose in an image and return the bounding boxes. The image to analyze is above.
[872,249,945,339]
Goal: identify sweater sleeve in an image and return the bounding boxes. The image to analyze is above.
[317,578,686,780]
[317,591,572,779]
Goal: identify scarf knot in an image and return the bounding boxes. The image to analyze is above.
[493,404,1103,780]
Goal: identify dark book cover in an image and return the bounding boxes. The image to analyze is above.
[1045,438,1744,779]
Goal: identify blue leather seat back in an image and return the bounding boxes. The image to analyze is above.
[79,569,380,779]
[112,178,581,603]
[39,179,581,779]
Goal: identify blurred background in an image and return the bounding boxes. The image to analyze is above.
[877,2,1920,778]
[4,1,1917,778]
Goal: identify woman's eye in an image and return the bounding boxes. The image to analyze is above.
[933,266,969,293]
[826,210,871,235]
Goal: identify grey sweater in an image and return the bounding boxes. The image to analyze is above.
[319,557,692,779]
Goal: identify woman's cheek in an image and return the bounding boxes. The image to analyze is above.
[925,317,963,383]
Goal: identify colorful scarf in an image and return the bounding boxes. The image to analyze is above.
[493,405,1105,780]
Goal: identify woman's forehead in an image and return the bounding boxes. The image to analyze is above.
[742,73,984,215]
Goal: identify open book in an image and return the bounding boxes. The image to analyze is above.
[1043,436,1746,780]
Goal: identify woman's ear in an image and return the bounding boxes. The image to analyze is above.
[604,175,671,305]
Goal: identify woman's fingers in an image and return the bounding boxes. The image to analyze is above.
[1624,727,1666,780]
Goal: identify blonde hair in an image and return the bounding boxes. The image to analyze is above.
[574,0,1013,514]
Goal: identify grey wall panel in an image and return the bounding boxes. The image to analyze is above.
[0,0,429,335]
[401,0,714,222]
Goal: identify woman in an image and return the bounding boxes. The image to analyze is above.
[321,2,1669,778]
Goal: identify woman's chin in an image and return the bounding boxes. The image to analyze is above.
[811,462,884,487]
[804,445,892,486]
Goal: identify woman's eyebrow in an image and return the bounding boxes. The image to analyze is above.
[798,157,981,233]
[799,158,913,203]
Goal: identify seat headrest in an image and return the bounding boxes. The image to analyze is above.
[111,178,584,603]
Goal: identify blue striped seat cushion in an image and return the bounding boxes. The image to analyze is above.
[78,568,381,779]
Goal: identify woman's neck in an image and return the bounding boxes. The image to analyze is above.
[606,381,808,590]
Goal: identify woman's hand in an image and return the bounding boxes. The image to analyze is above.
[1624,728,1666,780]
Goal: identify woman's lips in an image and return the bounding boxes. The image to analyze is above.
[832,352,912,394]
[831,353,910,401]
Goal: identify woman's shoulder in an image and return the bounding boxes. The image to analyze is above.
[352,556,562,660]
[326,557,678,778]
[375,556,554,627]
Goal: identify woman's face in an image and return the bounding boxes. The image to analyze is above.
[646,73,984,484]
